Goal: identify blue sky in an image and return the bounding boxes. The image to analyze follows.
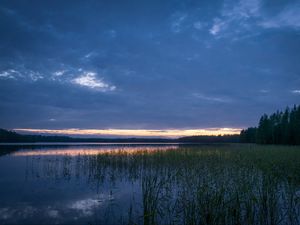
[0,0,299,136]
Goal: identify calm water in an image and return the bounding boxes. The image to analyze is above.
[0,144,179,225]
[1,144,299,225]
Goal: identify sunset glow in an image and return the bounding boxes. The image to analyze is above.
[14,128,241,138]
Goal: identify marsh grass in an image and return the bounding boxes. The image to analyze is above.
[25,144,300,225]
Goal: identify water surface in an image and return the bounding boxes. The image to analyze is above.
[0,144,178,224]
[0,144,299,225]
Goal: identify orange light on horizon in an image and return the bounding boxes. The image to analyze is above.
[12,146,179,157]
[14,128,242,138]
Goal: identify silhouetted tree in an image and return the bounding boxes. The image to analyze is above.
[240,105,300,145]
[240,127,257,143]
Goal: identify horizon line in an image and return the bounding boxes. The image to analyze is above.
[14,128,242,138]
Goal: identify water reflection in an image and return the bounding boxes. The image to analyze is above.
[12,145,178,156]
[0,144,299,225]
[0,144,179,225]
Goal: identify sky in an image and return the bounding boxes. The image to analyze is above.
[0,0,299,137]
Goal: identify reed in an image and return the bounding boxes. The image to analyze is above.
[25,144,300,224]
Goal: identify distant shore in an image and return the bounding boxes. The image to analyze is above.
[0,128,240,144]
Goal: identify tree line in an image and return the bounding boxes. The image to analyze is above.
[0,128,240,144]
[240,105,300,145]
[0,129,175,143]
[178,135,240,143]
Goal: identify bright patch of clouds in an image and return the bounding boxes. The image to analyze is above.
[72,72,116,91]
[0,68,43,81]
[291,90,300,94]
[53,70,65,76]
[28,70,43,81]
[209,19,225,36]
[0,67,115,92]
[0,69,21,79]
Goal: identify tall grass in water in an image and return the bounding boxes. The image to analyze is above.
[25,144,300,225]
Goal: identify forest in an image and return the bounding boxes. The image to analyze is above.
[240,105,300,145]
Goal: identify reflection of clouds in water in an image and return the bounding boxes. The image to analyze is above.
[0,207,15,219]
[69,194,112,216]
[0,206,36,220]
[69,199,100,216]
[47,208,59,218]
[0,199,106,221]
[20,206,36,217]
[0,205,59,222]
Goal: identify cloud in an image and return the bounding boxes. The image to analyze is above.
[209,0,261,38]
[291,90,300,94]
[0,66,116,93]
[210,0,300,38]
[53,70,65,77]
[209,18,225,36]
[171,13,187,33]
[0,69,43,81]
[222,0,261,19]
[193,21,204,30]
[193,93,233,103]
[0,0,299,131]
[260,4,300,29]
[27,70,43,81]
[72,72,116,91]
[259,89,269,93]
[0,69,20,79]
[81,51,100,61]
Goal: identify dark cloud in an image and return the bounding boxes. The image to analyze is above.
[0,0,299,130]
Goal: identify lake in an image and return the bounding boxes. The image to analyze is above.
[0,143,299,225]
